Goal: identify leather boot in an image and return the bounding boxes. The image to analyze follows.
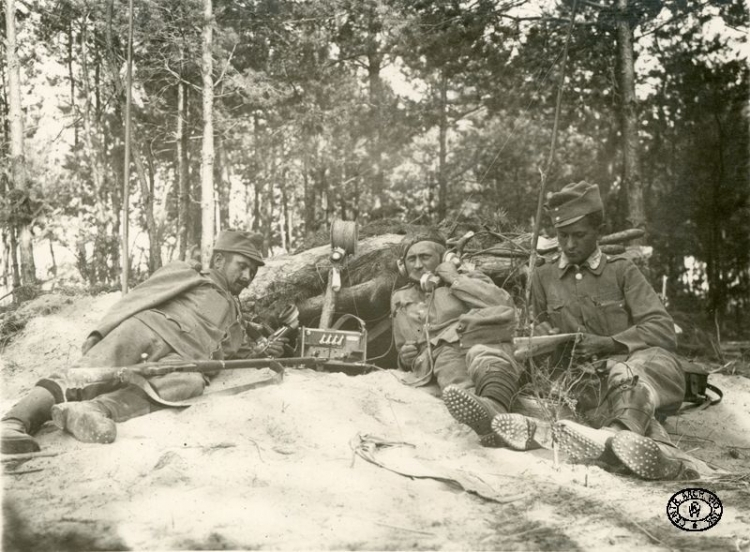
[644,418,673,446]
[603,378,656,435]
[552,420,620,464]
[51,400,117,444]
[610,431,701,480]
[442,385,505,447]
[1,386,56,454]
[491,413,554,451]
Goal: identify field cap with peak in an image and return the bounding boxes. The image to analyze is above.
[399,230,446,261]
[545,181,603,228]
[214,230,265,266]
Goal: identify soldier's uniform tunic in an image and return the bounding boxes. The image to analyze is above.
[530,248,685,433]
[391,271,519,392]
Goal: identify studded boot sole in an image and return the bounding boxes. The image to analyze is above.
[491,414,546,451]
[442,386,503,447]
[610,431,699,481]
[553,420,620,464]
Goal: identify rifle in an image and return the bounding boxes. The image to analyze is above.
[68,356,381,408]
[512,333,580,360]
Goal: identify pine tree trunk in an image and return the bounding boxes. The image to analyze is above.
[216,133,230,229]
[80,16,111,285]
[707,114,726,327]
[367,50,384,210]
[176,79,191,261]
[67,22,78,147]
[200,0,215,267]
[5,0,36,286]
[279,139,291,252]
[105,0,161,274]
[437,71,448,220]
[616,0,645,240]
[261,142,275,254]
[251,113,262,233]
[2,224,21,294]
[303,155,316,238]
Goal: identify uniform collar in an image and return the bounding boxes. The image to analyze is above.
[558,248,604,277]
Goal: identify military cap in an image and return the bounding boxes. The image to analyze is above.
[545,181,603,227]
[399,229,446,261]
[213,230,265,266]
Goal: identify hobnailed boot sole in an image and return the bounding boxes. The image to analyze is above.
[491,414,543,451]
[553,421,619,464]
[51,403,117,444]
[1,427,41,455]
[610,431,699,481]
[442,386,503,447]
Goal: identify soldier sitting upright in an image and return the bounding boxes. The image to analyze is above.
[491,181,706,480]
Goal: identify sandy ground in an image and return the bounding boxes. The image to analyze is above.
[1,293,749,551]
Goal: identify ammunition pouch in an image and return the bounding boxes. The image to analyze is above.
[652,359,723,423]
[456,305,516,349]
[681,360,723,407]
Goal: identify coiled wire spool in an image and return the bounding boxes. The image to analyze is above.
[330,220,358,256]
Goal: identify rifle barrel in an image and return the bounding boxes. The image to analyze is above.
[67,356,323,385]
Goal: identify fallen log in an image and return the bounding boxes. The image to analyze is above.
[536,229,644,254]
[476,243,625,259]
[296,276,396,327]
[600,228,645,245]
[244,233,404,317]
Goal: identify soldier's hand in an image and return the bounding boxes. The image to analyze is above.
[264,337,289,358]
[399,341,419,368]
[573,334,617,359]
[81,333,102,355]
[532,321,559,336]
[435,261,460,285]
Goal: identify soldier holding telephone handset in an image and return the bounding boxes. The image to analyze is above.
[391,231,523,447]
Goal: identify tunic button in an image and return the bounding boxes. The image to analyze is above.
[575,272,583,281]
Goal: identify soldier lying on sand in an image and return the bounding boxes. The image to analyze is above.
[1,230,287,454]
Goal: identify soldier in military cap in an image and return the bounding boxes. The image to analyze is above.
[391,230,523,447]
[1,230,287,454]
[491,181,704,480]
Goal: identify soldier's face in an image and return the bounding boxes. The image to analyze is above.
[556,218,601,265]
[216,253,259,295]
[404,242,442,282]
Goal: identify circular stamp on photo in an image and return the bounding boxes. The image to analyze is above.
[667,488,723,532]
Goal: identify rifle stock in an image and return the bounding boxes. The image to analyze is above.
[512,333,580,360]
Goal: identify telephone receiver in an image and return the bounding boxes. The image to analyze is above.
[421,250,466,291]
[420,272,441,292]
[398,249,461,279]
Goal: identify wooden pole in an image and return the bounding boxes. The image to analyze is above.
[524,0,579,324]
[121,0,134,294]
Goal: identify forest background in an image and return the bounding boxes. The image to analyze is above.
[1,0,748,340]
